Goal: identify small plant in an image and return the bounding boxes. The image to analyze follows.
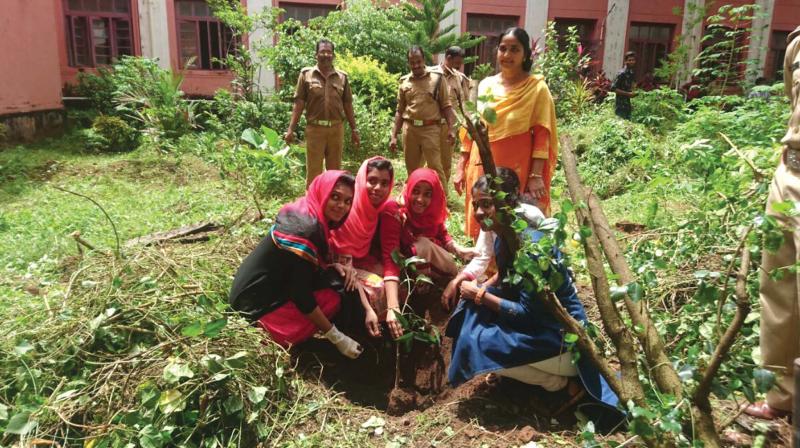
[471,63,493,83]
[84,115,139,152]
[0,123,8,144]
[391,310,440,353]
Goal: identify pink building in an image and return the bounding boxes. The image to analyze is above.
[1,0,798,140]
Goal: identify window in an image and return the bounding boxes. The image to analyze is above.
[280,2,336,24]
[65,0,134,67]
[553,19,596,53]
[464,14,519,76]
[768,30,790,81]
[627,23,673,82]
[175,0,237,70]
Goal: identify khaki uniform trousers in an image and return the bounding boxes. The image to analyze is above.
[305,122,344,186]
[403,123,445,185]
[439,124,456,182]
[413,237,458,277]
[760,160,800,411]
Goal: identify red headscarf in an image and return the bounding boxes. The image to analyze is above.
[402,168,448,236]
[272,170,349,266]
[330,156,395,258]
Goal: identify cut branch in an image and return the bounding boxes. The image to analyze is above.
[54,185,122,258]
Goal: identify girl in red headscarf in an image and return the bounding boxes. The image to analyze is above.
[330,157,405,340]
[229,170,364,358]
[400,168,474,280]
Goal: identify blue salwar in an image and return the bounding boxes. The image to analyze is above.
[446,228,626,432]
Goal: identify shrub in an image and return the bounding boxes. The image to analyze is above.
[630,87,687,132]
[336,53,399,112]
[533,22,592,121]
[76,67,117,115]
[203,90,295,139]
[344,95,393,156]
[0,123,8,144]
[84,115,139,152]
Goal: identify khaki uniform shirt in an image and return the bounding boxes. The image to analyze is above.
[396,67,452,122]
[293,66,353,122]
[783,26,800,151]
[440,64,471,111]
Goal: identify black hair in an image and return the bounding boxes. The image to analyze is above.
[499,27,533,72]
[472,167,520,207]
[335,172,356,190]
[408,45,426,60]
[445,46,465,58]
[624,51,636,60]
[366,158,394,178]
[755,76,768,86]
[316,39,335,54]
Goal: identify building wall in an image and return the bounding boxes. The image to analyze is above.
[773,0,800,33]
[548,0,608,69]
[461,0,526,27]
[0,0,64,115]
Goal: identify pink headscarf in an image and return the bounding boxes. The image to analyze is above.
[402,168,448,237]
[330,156,395,258]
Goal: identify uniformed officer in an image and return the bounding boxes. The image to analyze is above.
[285,39,360,187]
[390,46,457,186]
[437,46,472,183]
[744,25,800,421]
[611,51,637,119]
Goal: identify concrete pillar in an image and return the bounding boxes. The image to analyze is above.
[679,0,705,85]
[602,0,630,76]
[525,0,549,55]
[137,0,172,70]
[247,0,275,91]
[747,0,776,82]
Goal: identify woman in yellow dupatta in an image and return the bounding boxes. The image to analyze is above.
[454,27,558,240]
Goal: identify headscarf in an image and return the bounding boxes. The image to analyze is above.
[330,156,394,258]
[272,170,348,266]
[402,168,447,237]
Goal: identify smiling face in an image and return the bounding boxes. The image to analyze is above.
[408,50,426,78]
[471,189,497,232]
[323,182,354,224]
[365,167,392,207]
[410,181,433,215]
[496,33,525,72]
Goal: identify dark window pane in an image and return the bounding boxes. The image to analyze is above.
[68,0,83,11]
[70,16,92,66]
[178,1,193,16]
[114,0,129,12]
[114,19,132,56]
[199,21,211,69]
[92,18,111,65]
[179,21,199,68]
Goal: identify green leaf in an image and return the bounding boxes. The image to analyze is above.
[240,128,262,147]
[610,286,628,301]
[626,282,643,302]
[753,368,776,393]
[0,404,8,421]
[4,411,36,435]
[262,127,281,148]
[163,361,194,384]
[13,340,33,356]
[482,107,497,124]
[158,389,185,414]
[181,321,203,337]
[203,317,227,337]
[564,333,578,344]
[223,395,244,415]
[225,351,249,369]
[247,386,268,404]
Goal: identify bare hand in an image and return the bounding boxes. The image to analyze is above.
[389,135,398,153]
[365,309,381,337]
[447,129,456,145]
[459,280,480,303]
[386,308,404,339]
[284,129,295,144]
[332,263,358,291]
[442,276,464,311]
[453,167,466,196]
[351,129,361,149]
[524,176,547,203]
[455,244,478,261]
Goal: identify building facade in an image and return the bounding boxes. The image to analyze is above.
[1,0,799,139]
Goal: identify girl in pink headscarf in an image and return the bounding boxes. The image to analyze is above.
[400,168,474,280]
[330,157,404,339]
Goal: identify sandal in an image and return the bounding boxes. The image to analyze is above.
[743,402,791,420]
[553,379,586,416]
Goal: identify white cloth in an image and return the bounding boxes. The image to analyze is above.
[324,325,363,359]
[496,353,578,392]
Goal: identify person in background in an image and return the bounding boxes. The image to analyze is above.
[748,76,772,100]
[611,51,637,119]
[285,39,360,187]
[454,27,559,240]
[744,25,800,421]
[390,46,458,187]
[438,46,472,184]
[229,170,364,359]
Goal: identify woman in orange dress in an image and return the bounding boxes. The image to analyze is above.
[453,27,559,240]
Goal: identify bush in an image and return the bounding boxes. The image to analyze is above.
[0,123,8,144]
[630,87,687,132]
[83,115,139,152]
[203,90,295,138]
[336,53,399,112]
[344,95,393,156]
[76,67,118,116]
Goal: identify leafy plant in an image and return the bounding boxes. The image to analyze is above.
[336,53,399,112]
[471,63,493,83]
[401,0,483,65]
[83,115,139,152]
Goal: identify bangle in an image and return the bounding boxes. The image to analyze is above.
[528,173,543,179]
[475,285,487,305]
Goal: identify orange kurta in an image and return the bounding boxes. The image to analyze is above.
[463,74,558,240]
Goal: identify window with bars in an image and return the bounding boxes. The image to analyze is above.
[463,14,519,76]
[280,2,336,24]
[627,23,673,82]
[553,19,597,54]
[769,30,790,81]
[65,0,134,67]
[175,0,238,70]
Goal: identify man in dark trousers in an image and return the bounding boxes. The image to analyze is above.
[611,51,637,119]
